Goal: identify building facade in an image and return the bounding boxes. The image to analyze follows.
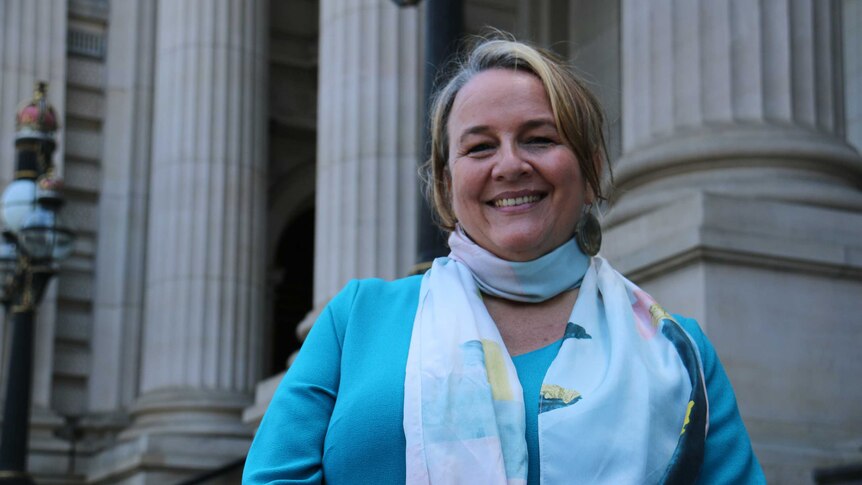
[0,0,860,483]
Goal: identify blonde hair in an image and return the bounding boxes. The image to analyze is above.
[422,35,609,232]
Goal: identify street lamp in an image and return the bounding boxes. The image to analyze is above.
[0,82,74,484]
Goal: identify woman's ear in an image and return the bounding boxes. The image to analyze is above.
[586,151,604,205]
[580,172,596,206]
[442,165,461,225]
[585,185,596,206]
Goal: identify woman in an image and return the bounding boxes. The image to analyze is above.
[244,37,765,484]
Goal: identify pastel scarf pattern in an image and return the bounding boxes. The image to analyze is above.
[403,230,708,484]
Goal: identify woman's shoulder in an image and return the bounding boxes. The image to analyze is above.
[335,274,423,308]
[353,273,424,295]
[672,314,707,345]
[324,274,423,332]
[670,314,718,368]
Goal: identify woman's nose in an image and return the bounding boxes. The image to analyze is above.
[491,143,532,180]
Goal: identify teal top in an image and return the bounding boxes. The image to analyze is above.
[513,339,564,485]
[243,276,765,484]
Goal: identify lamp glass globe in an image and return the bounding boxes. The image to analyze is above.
[19,205,75,262]
[1,179,37,231]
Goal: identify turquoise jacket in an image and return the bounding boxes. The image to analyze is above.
[244,276,765,484]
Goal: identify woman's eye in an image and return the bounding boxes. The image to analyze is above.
[466,143,493,155]
[526,137,554,146]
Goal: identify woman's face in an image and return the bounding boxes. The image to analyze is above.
[446,68,589,262]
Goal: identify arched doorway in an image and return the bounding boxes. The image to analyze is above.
[269,208,315,375]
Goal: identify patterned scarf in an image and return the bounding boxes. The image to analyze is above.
[403,229,708,484]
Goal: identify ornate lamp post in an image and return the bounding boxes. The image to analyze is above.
[0,83,75,484]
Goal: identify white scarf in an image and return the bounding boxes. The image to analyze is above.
[404,231,708,484]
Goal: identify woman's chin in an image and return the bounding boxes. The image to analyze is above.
[485,238,556,262]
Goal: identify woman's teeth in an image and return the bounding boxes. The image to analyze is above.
[494,195,542,208]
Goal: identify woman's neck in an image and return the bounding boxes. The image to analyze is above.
[483,288,579,356]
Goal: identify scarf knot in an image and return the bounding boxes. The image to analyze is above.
[447,226,590,303]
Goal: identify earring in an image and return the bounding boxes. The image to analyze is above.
[575,204,601,256]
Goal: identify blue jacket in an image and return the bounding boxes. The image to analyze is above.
[244,276,765,484]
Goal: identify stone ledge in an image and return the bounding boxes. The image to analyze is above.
[604,191,862,282]
[86,433,251,484]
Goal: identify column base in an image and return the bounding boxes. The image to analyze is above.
[86,433,249,485]
[603,191,862,482]
[84,389,253,484]
[6,406,78,485]
[123,388,253,439]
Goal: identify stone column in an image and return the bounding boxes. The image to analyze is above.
[88,0,155,415]
[0,0,68,474]
[139,0,267,418]
[609,1,862,481]
[305,0,421,333]
[96,0,269,481]
[613,0,862,224]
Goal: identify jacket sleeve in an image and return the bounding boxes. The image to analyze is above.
[677,316,767,485]
[242,280,359,484]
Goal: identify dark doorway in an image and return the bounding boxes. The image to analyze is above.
[269,208,315,375]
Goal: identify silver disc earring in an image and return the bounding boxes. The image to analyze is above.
[575,204,601,256]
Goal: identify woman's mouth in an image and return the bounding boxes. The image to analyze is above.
[490,193,546,208]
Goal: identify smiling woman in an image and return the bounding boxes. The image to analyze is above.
[243,35,766,485]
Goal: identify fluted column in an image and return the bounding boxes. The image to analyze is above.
[308,0,421,328]
[136,0,268,432]
[88,0,155,414]
[0,0,66,425]
[613,0,862,224]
